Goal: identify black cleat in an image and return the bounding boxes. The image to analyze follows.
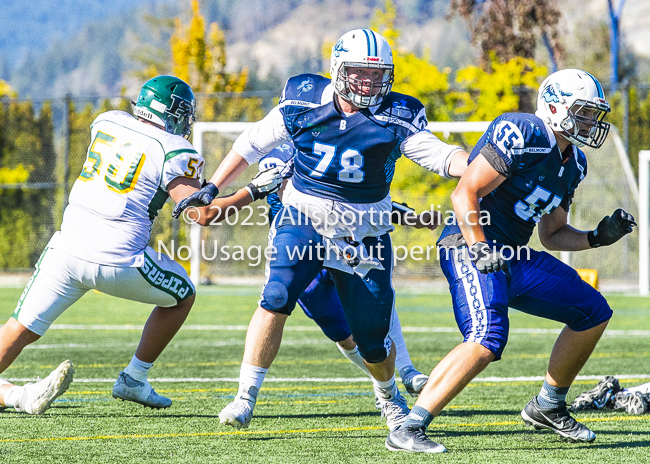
[570,376,621,412]
[612,391,648,415]
[522,396,596,442]
[385,425,447,453]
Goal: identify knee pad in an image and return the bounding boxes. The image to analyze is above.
[361,347,388,364]
[263,281,289,310]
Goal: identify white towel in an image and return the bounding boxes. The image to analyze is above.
[322,237,384,278]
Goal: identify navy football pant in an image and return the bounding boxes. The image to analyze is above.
[260,207,394,363]
[297,269,352,343]
[440,245,612,360]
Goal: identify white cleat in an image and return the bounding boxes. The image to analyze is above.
[15,360,74,415]
[219,399,255,429]
[380,392,410,431]
[402,373,429,397]
[112,372,171,409]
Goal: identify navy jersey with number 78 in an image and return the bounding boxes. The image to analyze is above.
[279,73,429,204]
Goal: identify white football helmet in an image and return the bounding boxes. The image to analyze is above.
[330,29,394,108]
[535,69,610,149]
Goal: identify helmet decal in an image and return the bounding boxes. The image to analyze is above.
[361,29,377,56]
[541,84,573,104]
[166,94,193,119]
[333,40,349,58]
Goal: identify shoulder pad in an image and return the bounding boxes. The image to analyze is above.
[92,110,133,128]
[258,143,294,171]
[370,92,428,133]
[485,113,552,158]
[160,133,197,155]
[280,74,331,105]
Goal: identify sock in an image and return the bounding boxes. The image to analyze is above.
[387,307,415,378]
[402,405,434,429]
[4,385,24,408]
[337,344,371,377]
[236,363,268,403]
[124,355,153,382]
[626,381,650,395]
[372,375,398,402]
[538,380,570,409]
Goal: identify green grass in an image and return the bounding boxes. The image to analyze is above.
[0,287,649,463]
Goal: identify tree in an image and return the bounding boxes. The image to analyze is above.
[449,0,563,69]
[168,0,262,122]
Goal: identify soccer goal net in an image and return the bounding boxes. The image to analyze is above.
[187,121,640,293]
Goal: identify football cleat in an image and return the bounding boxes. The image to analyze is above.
[219,398,255,429]
[521,396,596,443]
[570,376,621,412]
[402,373,429,397]
[380,392,410,431]
[112,372,171,409]
[612,391,648,415]
[15,360,74,415]
[385,424,447,453]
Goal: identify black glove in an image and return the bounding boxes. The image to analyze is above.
[390,201,415,225]
[587,208,636,248]
[469,241,510,275]
[171,182,219,218]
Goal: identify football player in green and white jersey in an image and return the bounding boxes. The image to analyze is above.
[0,76,282,415]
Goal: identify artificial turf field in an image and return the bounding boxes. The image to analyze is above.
[0,286,648,463]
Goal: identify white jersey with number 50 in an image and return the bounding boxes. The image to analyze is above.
[51,110,204,266]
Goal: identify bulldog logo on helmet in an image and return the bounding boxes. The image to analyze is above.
[333,39,349,58]
[542,84,573,104]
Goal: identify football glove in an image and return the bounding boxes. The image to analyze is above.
[587,208,636,248]
[245,168,283,201]
[469,241,510,276]
[171,181,219,218]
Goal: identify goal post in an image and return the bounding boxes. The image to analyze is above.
[639,150,650,296]
[188,121,641,293]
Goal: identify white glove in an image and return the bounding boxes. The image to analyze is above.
[245,168,283,200]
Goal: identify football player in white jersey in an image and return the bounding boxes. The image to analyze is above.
[0,76,282,415]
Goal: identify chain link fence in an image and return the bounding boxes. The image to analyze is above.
[0,86,647,290]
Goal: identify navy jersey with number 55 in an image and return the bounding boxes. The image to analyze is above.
[441,112,587,247]
[279,73,428,204]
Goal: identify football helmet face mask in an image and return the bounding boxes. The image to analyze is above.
[535,69,610,149]
[133,75,196,139]
[330,29,394,108]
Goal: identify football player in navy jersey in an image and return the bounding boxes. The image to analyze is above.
[258,143,433,398]
[386,69,637,453]
[173,28,469,431]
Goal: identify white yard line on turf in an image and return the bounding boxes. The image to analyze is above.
[45,324,650,337]
[6,375,650,383]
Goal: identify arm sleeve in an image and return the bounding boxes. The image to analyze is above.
[400,130,464,178]
[479,144,513,178]
[232,106,292,165]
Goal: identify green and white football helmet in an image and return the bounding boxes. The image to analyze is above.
[133,76,196,139]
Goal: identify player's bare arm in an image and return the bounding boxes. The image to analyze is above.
[538,206,591,251]
[208,149,250,191]
[170,168,282,225]
[450,153,505,246]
